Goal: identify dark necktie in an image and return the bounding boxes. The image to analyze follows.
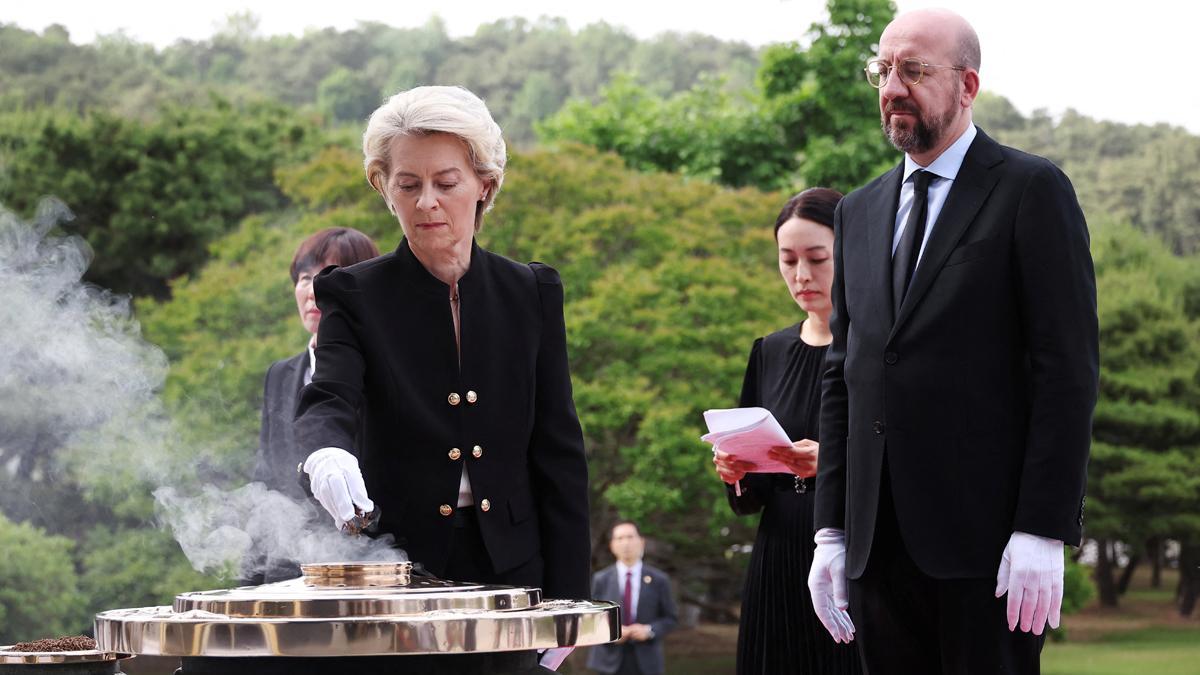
[892,169,934,315]
[622,569,635,625]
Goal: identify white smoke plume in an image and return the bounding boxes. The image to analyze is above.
[1,199,405,582]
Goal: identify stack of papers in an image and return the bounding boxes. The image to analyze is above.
[701,407,793,474]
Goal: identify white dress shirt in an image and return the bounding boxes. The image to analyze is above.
[305,339,316,387]
[892,124,978,264]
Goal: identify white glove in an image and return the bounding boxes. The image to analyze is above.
[303,447,375,527]
[807,527,856,643]
[994,531,1064,634]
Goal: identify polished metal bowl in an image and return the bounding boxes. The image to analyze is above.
[94,561,619,657]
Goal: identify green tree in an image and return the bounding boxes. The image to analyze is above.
[317,67,380,123]
[0,99,321,297]
[78,527,221,614]
[0,515,89,642]
[1084,221,1200,610]
[539,75,797,189]
[539,0,898,193]
[755,0,897,190]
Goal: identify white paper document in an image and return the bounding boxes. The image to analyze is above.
[701,406,794,474]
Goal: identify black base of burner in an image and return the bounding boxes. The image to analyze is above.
[176,651,551,675]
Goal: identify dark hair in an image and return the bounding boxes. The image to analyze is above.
[773,187,844,239]
[290,228,381,283]
[610,520,641,539]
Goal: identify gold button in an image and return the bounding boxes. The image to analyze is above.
[448,448,462,461]
[439,504,453,516]
[466,390,478,404]
[472,445,483,458]
[480,499,491,512]
[448,392,461,406]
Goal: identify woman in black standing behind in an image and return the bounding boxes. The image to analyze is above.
[712,188,861,675]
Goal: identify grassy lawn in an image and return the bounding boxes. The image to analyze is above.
[1041,567,1200,675]
[1043,627,1200,675]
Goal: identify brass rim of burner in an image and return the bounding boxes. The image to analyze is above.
[300,561,413,586]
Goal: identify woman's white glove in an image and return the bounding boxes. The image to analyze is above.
[807,527,856,644]
[994,531,1064,635]
[303,447,375,527]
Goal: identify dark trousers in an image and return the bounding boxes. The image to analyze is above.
[614,643,645,675]
[848,464,1045,675]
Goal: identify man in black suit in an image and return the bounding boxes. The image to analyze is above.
[587,521,678,675]
[808,9,1098,674]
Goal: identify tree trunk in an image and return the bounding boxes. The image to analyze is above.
[1178,542,1199,618]
[1150,538,1163,589]
[1117,551,1142,595]
[1094,538,1120,608]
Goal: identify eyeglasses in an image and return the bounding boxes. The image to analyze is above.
[864,58,966,88]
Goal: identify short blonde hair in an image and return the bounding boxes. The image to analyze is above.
[363,86,507,230]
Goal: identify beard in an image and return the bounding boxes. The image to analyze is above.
[881,93,959,155]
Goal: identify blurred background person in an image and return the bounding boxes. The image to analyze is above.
[294,85,591,604]
[712,188,861,674]
[248,226,379,583]
[587,520,678,675]
[254,227,380,499]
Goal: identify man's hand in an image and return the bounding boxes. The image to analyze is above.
[807,528,855,643]
[767,439,819,478]
[620,623,654,642]
[994,531,1065,634]
[713,450,756,484]
[303,447,374,527]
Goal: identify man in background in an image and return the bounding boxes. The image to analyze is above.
[587,521,678,675]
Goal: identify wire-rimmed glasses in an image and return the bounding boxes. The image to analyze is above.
[865,58,966,88]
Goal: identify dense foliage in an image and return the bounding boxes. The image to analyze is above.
[540,0,899,193]
[0,100,321,297]
[0,515,89,643]
[0,16,758,144]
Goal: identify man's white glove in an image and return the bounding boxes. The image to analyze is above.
[807,527,856,643]
[994,531,1064,634]
[303,447,375,527]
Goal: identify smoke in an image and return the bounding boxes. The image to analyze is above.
[0,199,166,477]
[155,483,405,579]
[1,199,404,581]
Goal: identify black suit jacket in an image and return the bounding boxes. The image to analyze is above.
[816,127,1099,579]
[294,237,590,600]
[586,564,678,675]
[253,350,309,499]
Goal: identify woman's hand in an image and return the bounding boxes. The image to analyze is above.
[767,439,819,478]
[713,450,756,484]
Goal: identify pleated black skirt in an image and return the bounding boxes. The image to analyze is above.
[735,478,862,675]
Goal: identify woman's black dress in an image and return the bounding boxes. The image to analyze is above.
[727,323,861,675]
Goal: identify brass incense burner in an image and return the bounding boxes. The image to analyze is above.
[94,561,619,658]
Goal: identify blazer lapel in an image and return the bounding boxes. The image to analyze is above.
[606,567,621,603]
[284,351,307,420]
[635,569,654,623]
[890,130,1004,339]
[867,164,905,326]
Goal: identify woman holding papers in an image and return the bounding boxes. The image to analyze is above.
[712,188,861,675]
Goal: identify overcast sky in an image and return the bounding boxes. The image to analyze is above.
[7,0,1198,133]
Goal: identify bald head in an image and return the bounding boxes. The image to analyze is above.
[882,8,980,71]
